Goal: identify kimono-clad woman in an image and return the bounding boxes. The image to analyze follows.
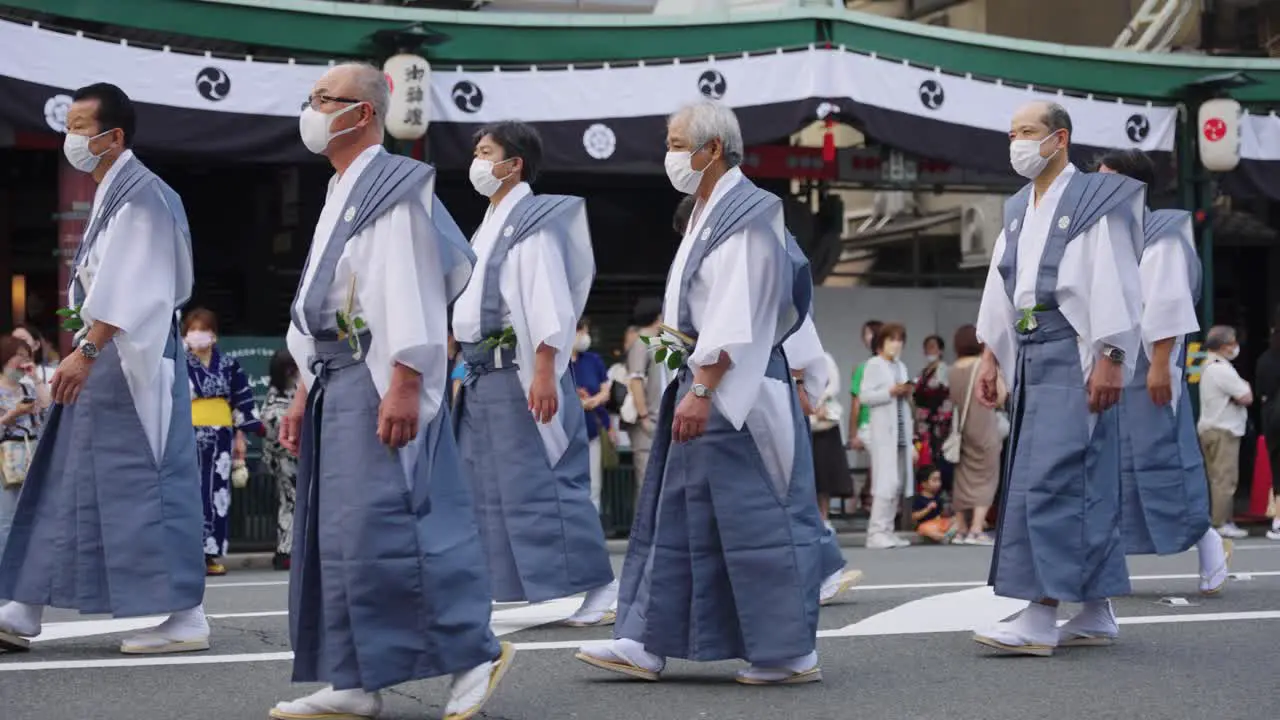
[182,308,264,576]
[261,349,299,571]
[861,322,916,550]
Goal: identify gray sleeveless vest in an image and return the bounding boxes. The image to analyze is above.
[675,179,812,348]
[997,171,1145,307]
[1143,208,1201,305]
[476,193,586,339]
[291,152,475,341]
[71,157,192,308]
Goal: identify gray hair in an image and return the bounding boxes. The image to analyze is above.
[669,100,744,168]
[336,62,389,129]
[1205,325,1238,350]
[1042,102,1073,139]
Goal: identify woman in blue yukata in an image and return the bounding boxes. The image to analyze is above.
[182,308,264,576]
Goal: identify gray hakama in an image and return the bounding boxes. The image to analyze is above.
[0,161,204,617]
[1118,209,1210,555]
[288,154,499,692]
[988,173,1142,603]
[453,194,613,604]
[615,180,826,663]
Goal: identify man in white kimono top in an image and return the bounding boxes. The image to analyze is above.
[276,64,513,720]
[973,101,1145,657]
[1095,149,1229,595]
[452,120,617,627]
[0,83,208,656]
[577,101,827,686]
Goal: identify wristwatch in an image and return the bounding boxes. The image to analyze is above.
[1101,346,1125,364]
[79,341,100,360]
[691,383,713,399]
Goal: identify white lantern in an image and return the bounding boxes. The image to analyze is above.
[382,53,431,141]
[1197,98,1241,173]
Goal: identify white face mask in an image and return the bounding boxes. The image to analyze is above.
[574,333,591,353]
[924,354,939,364]
[469,158,514,198]
[665,150,705,195]
[298,103,365,155]
[185,330,215,350]
[63,130,113,173]
[1226,346,1240,361]
[1009,132,1062,180]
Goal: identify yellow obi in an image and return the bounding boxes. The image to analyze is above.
[191,397,233,427]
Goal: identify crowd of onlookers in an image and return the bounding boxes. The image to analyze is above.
[4,304,1280,569]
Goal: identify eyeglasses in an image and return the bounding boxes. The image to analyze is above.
[301,94,364,112]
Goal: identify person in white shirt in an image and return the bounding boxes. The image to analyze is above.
[1197,325,1253,538]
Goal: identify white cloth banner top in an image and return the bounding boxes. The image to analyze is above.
[0,18,1182,154]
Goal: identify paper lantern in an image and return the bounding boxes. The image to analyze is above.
[1198,98,1241,173]
[382,54,431,141]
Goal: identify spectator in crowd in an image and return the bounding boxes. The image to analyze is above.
[182,308,265,575]
[260,349,299,572]
[846,319,884,513]
[947,324,1004,545]
[861,322,915,549]
[626,297,667,500]
[914,335,953,494]
[808,349,853,526]
[571,316,614,512]
[0,336,43,562]
[1255,305,1280,541]
[912,466,956,544]
[9,325,56,408]
[1198,325,1253,539]
[448,332,466,402]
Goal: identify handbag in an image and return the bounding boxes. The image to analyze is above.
[594,414,620,471]
[941,363,977,465]
[1,433,32,489]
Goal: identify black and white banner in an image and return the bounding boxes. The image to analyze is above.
[0,18,1244,183]
[1222,111,1280,200]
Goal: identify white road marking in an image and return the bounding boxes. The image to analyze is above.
[33,600,583,645]
[828,586,1026,637]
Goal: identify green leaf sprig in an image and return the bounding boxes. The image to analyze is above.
[479,326,517,353]
[335,273,365,360]
[57,305,85,333]
[1015,303,1050,333]
[639,324,694,372]
[335,310,366,360]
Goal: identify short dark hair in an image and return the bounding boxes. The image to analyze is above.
[1042,103,1072,142]
[0,336,31,370]
[474,121,543,184]
[953,324,983,358]
[1093,148,1155,187]
[923,334,945,352]
[72,83,137,148]
[577,316,591,331]
[632,297,663,328]
[10,323,45,365]
[268,348,298,395]
[182,307,219,335]
[673,196,696,235]
[863,320,883,335]
[872,322,906,354]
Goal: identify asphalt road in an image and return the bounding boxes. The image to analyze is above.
[3,539,1279,720]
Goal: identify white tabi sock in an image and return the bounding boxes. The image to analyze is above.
[995,601,1058,642]
[567,579,619,625]
[273,686,382,718]
[120,604,210,653]
[1196,529,1228,576]
[0,601,43,637]
[738,651,819,682]
[585,638,664,672]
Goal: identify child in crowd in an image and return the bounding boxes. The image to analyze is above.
[912,466,957,544]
